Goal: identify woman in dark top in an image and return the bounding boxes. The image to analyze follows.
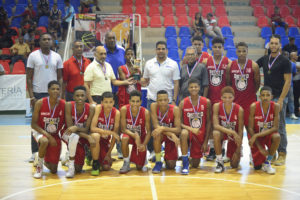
[192,12,206,37]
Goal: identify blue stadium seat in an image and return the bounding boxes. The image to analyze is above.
[179,26,191,38]
[38,16,49,28]
[226,49,237,60]
[221,26,233,38]
[167,38,178,50]
[261,27,272,39]
[180,37,192,50]
[281,36,289,47]
[11,18,22,28]
[165,26,177,38]
[17,0,28,5]
[15,6,25,15]
[288,27,299,38]
[275,27,286,37]
[168,49,180,61]
[4,7,13,18]
[224,38,235,50]
[295,38,300,48]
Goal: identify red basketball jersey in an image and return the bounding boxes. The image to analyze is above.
[38,97,65,135]
[197,51,210,63]
[125,104,147,141]
[118,65,141,108]
[182,96,208,140]
[254,101,275,133]
[230,59,256,109]
[70,101,90,128]
[97,105,117,142]
[156,104,175,128]
[218,102,240,140]
[206,56,229,104]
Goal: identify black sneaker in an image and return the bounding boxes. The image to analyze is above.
[206,148,216,161]
[215,160,224,173]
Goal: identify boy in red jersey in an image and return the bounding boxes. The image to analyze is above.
[63,86,95,178]
[90,92,120,175]
[31,80,65,179]
[119,90,151,173]
[179,78,212,175]
[203,37,231,161]
[151,90,181,173]
[248,86,281,174]
[118,47,141,109]
[213,86,244,173]
[226,42,260,128]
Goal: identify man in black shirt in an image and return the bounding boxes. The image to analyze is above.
[256,34,292,166]
[282,37,298,54]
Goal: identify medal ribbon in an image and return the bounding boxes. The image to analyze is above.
[124,65,131,78]
[159,106,169,124]
[237,58,248,77]
[40,50,51,67]
[189,96,200,114]
[96,59,106,77]
[47,97,57,118]
[186,61,198,78]
[212,56,224,72]
[104,108,112,130]
[73,56,83,74]
[222,102,234,124]
[129,106,141,127]
[268,53,280,71]
[260,101,271,124]
[196,53,203,64]
[74,103,85,125]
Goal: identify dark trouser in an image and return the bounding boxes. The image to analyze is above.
[294,80,300,115]
[92,95,102,104]
[31,92,49,154]
[11,55,27,68]
[65,91,74,102]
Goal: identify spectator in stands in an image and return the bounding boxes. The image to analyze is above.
[291,51,300,117]
[0,7,9,36]
[12,3,37,22]
[283,37,298,54]
[62,0,75,41]
[80,0,92,13]
[203,13,223,39]
[21,15,37,36]
[24,29,36,50]
[63,40,91,101]
[0,64,5,75]
[49,3,62,36]
[26,33,63,163]
[37,0,50,18]
[10,36,31,68]
[271,6,288,34]
[191,12,206,37]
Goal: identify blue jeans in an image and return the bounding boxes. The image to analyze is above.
[273,97,288,154]
[287,87,295,115]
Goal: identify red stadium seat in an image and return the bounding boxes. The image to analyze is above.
[285,16,296,27]
[0,61,10,74]
[10,27,19,38]
[164,16,176,27]
[122,0,133,7]
[162,6,174,17]
[257,16,269,28]
[175,5,187,16]
[266,6,274,18]
[297,17,300,27]
[161,0,172,6]
[263,0,274,7]
[149,6,160,16]
[280,6,290,18]
[214,6,227,17]
[33,47,40,51]
[187,0,198,6]
[288,0,299,6]
[2,48,10,55]
[122,6,133,14]
[136,15,148,28]
[250,0,261,7]
[189,6,200,17]
[293,6,300,18]
[276,0,286,6]
[174,0,186,5]
[177,15,189,27]
[135,6,146,15]
[201,6,213,17]
[12,61,25,74]
[200,0,211,6]
[253,6,265,17]
[218,16,230,27]
[150,16,162,27]
[135,0,146,7]
[213,0,224,6]
[148,0,159,5]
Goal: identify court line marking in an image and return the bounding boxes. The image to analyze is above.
[148,173,158,200]
[1,175,300,200]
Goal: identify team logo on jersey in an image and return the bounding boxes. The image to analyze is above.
[127,84,137,94]
[159,122,173,128]
[77,122,84,128]
[97,122,113,130]
[44,118,59,134]
[258,121,273,132]
[127,124,142,136]
[234,74,249,91]
[210,70,223,86]
[221,120,236,140]
[187,112,203,128]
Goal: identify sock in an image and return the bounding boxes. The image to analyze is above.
[216,154,222,161]
[92,160,99,170]
[69,159,75,168]
[124,156,130,163]
[155,153,161,163]
[209,139,214,148]
[267,155,273,162]
[68,133,80,158]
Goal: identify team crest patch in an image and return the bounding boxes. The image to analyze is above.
[234,74,249,91]
[187,112,203,128]
[210,70,223,86]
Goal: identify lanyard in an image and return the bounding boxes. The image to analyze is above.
[212,56,224,72]
[96,59,106,77]
[74,103,85,125]
[186,62,198,78]
[39,50,51,68]
[129,106,141,127]
[260,102,271,124]
[47,97,57,118]
[237,58,248,76]
[268,53,280,71]
[159,106,169,123]
[73,56,83,74]
[222,102,234,124]
[189,96,200,114]
[104,109,112,130]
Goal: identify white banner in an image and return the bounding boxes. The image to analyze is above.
[0,75,26,110]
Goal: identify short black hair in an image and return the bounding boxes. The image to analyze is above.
[48,80,60,89]
[260,86,272,94]
[188,78,200,86]
[192,36,203,43]
[40,33,52,41]
[72,40,83,48]
[212,37,224,46]
[129,90,142,100]
[73,85,86,93]
[125,47,134,55]
[156,41,167,49]
[271,34,281,41]
[236,41,248,49]
[157,90,168,96]
[289,37,295,41]
[102,92,114,100]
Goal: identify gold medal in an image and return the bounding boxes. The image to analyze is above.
[105,77,108,80]
[45,65,48,69]
[268,70,271,74]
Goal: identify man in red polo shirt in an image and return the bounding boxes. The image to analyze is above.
[63,40,91,101]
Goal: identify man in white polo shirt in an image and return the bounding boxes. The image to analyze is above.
[84,45,134,104]
[142,41,180,109]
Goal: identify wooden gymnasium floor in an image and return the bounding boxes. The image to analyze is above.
[0,115,300,200]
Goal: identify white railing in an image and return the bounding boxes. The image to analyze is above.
[63,21,73,62]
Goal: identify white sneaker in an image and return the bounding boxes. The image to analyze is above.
[262,162,276,174]
[27,153,36,163]
[33,164,43,179]
[215,160,224,173]
[61,151,69,166]
[223,156,230,163]
[33,153,38,167]
[290,114,299,120]
[66,166,75,178]
[119,161,130,174]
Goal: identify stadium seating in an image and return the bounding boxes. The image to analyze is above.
[200,0,211,6]
[213,0,225,6]
[187,0,198,6]
[266,6,274,18]
[164,16,176,27]
[122,6,133,14]
[224,38,235,50]
[201,6,213,17]
[162,6,173,17]
[293,6,300,18]
[214,6,227,17]
[253,6,265,17]
[257,16,269,28]
[221,26,233,38]
[288,27,300,38]
[175,5,187,17]
[148,0,159,5]
[280,6,290,18]
[250,0,261,7]
[12,61,26,74]
[161,0,173,6]
[165,26,177,38]
[276,0,286,6]
[177,16,189,27]
[149,6,160,17]
[174,0,186,5]
[38,16,49,28]
[263,0,274,7]
[168,49,180,62]
[285,16,296,27]
[180,37,192,50]
[288,0,299,6]
[179,26,191,38]
[218,16,230,27]
[189,7,200,18]
[135,0,146,7]
[135,6,147,15]
[275,27,286,37]
[226,49,237,60]
[281,36,289,47]
[166,38,179,49]
[150,16,162,27]
[260,27,272,39]
[0,61,10,74]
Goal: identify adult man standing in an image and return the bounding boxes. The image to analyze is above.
[179,46,208,101]
[291,52,300,117]
[84,46,133,105]
[63,40,91,101]
[256,34,292,166]
[27,33,63,163]
[61,0,75,41]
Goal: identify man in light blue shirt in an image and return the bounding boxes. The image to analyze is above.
[62,0,75,40]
